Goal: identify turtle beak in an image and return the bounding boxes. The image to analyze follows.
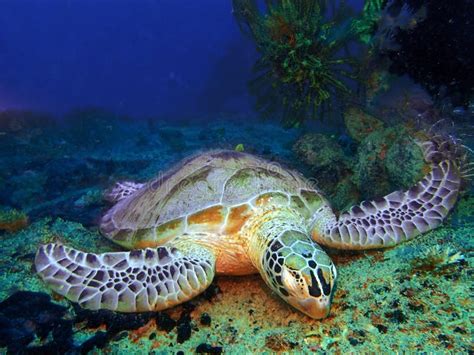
[297,297,331,320]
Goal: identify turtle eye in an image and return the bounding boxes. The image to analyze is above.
[281,267,298,295]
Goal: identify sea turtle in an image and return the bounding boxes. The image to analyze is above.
[35,140,463,319]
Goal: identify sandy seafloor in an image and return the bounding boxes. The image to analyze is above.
[0,115,472,353]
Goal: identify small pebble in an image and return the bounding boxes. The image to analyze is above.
[390,300,400,308]
[200,313,211,326]
[348,337,359,346]
[453,326,466,334]
[196,343,223,354]
[408,302,424,312]
[202,284,221,301]
[385,310,406,323]
[177,322,192,344]
[437,334,453,348]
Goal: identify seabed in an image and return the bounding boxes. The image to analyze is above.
[0,116,472,353]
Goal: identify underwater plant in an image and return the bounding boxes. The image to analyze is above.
[234,143,245,152]
[410,245,465,274]
[350,0,387,45]
[233,0,360,127]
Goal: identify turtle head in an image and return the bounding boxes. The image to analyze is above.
[263,232,337,319]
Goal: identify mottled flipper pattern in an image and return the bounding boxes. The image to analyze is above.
[313,139,463,249]
[35,243,215,312]
[325,160,460,248]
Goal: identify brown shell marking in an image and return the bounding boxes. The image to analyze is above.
[187,205,227,233]
[135,218,185,249]
[224,204,253,235]
[101,150,321,248]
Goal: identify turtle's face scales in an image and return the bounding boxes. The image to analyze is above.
[263,231,337,319]
[280,260,337,319]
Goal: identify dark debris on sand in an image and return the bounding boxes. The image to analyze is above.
[0,291,72,354]
[0,291,190,354]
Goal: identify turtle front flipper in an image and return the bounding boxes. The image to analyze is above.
[105,181,145,203]
[35,243,215,312]
[312,158,461,250]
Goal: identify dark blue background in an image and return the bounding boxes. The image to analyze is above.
[0,0,257,118]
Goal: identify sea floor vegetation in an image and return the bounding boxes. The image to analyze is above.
[0,110,472,353]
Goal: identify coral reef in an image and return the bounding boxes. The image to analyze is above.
[232,0,359,126]
[293,110,428,207]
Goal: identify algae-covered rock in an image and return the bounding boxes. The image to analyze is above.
[330,176,360,213]
[293,133,350,174]
[385,136,426,188]
[293,123,429,208]
[293,133,356,211]
[353,125,427,200]
[352,134,391,198]
[344,107,384,143]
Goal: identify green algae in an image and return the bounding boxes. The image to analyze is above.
[293,133,356,211]
[343,106,384,143]
[352,125,427,200]
[0,207,28,232]
[0,207,26,224]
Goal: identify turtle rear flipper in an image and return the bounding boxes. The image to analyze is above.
[105,181,145,203]
[312,159,461,249]
[35,242,215,312]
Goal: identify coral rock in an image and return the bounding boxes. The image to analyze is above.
[344,107,384,143]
